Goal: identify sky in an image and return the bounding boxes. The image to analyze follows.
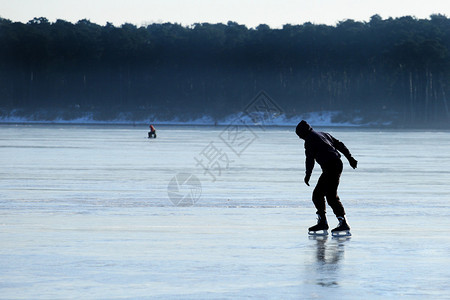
[0,0,449,28]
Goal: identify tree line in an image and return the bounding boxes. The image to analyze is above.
[0,15,449,126]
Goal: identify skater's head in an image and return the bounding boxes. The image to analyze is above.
[296,120,312,139]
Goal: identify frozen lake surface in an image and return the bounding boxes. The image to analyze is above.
[0,124,449,299]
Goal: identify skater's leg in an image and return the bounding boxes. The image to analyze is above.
[326,183,345,217]
[312,173,327,217]
[324,160,346,217]
[322,161,351,236]
[308,173,329,236]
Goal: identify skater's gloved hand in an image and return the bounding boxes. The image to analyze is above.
[349,157,358,169]
[304,174,311,186]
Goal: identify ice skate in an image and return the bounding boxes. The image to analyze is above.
[308,214,329,236]
[331,216,351,237]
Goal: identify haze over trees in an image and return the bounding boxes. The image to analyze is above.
[0,15,449,127]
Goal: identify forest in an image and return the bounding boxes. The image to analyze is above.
[0,15,449,127]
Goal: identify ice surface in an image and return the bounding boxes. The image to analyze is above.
[0,125,449,299]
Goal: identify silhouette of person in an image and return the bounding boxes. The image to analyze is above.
[296,120,357,236]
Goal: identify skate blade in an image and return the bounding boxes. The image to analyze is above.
[308,230,328,236]
[331,230,351,237]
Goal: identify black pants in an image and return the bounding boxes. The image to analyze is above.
[313,159,345,218]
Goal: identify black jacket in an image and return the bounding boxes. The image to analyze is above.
[303,130,352,176]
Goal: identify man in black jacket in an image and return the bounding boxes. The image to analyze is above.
[296,120,357,236]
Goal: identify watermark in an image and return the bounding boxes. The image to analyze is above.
[167,172,202,206]
[244,90,284,128]
[219,121,258,157]
[194,141,234,182]
[167,90,284,206]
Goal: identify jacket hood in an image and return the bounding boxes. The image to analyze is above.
[296,120,312,139]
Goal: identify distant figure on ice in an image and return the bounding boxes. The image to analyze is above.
[148,124,157,138]
[295,120,357,237]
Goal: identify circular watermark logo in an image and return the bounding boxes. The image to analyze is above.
[167,172,202,206]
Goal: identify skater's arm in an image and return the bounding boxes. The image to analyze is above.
[330,135,351,159]
[304,157,314,186]
[303,139,316,186]
[304,147,315,186]
[330,135,357,169]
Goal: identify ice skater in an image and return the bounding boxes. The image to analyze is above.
[295,120,357,236]
[148,124,157,138]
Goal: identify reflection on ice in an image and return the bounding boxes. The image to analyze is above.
[308,235,350,288]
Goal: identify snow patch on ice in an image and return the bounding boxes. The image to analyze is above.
[0,109,389,127]
[217,111,371,127]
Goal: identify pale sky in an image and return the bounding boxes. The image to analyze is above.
[1,0,449,28]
